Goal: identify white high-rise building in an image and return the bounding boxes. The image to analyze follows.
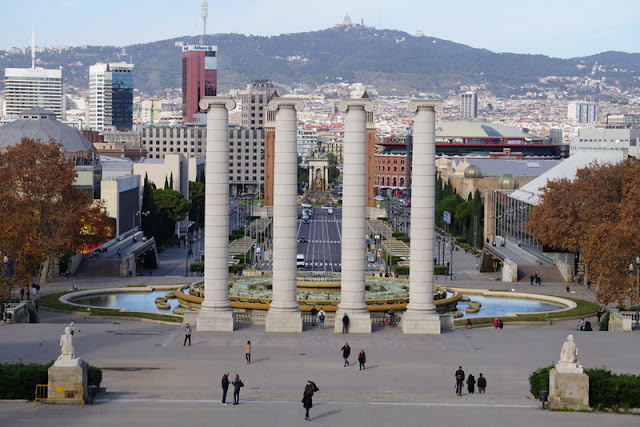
[89,62,134,131]
[567,101,598,123]
[3,68,64,120]
[460,91,478,119]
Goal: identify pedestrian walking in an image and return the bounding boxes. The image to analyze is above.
[302,380,319,421]
[244,340,253,364]
[342,312,350,333]
[341,342,351,367]
[388,308,395,327]
[34,299,39,311]
[529,274,534,286]
[536,274,541,286]
[25,286,30,300]
[477,373,487,394]
[467,374,476,394]
[455,366,465,396]
[498,319,504,329]
[358,349,366,371]
[318,308,326,329]
[232,374,243,404]
[310,306,318,326]
[183,323,192,346]
[493,318,499,329]
[221,372,230,405]
[19,287,24,300]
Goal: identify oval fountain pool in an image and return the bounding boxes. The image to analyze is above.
[71,290,180,314]
[457,295,563,318]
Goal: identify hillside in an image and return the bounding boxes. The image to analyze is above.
[1,26,639,98]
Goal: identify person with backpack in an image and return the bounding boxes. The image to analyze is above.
[232,374,244,405]
[318,308,326,329]
[477,373,487,393]
[302,380,319,421]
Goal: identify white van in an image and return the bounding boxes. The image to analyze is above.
[296,254,306,269]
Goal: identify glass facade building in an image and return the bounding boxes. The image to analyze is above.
[111,65,134,131]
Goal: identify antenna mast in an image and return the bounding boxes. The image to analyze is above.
[200,1,208,45]
[31,26,36,69]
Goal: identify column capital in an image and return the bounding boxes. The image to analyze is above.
[339,99,374,113]
[408,99,443,113]
[268,97,305,112]
[199,96,236,111]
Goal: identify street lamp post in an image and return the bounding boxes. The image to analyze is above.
[449,240,454,281]
[629,257,640,331]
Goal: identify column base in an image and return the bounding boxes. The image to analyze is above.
[48,360,88,403]
[334,309,371,334]
[402,310,441,334]
[196,308,235,332]
[265,310,303,333]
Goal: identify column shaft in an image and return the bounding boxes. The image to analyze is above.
[336,99,371,333]
[403,100,442,335]
[197,97,236,331]
[266,98,303,332]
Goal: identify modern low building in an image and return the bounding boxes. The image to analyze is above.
[570,128,640,158]
[0,107,101,198]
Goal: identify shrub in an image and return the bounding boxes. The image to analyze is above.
[0,361,102,400]
[87,365,103,388]
[599,311,610,331]
[27,306,39,323]
[434,265,449,275]
[392,232,406,238]
[392,265,409,276]
[190,262,204,273]
[229,264,246,275]
[528,365,553,397]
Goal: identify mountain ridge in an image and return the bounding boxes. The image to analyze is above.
[1,26,638,98]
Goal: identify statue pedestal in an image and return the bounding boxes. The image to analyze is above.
[265,311,303,332]
[48,358,88,404]
[401,310,441,334]
[549,368,590,410]
[334,310,371,334]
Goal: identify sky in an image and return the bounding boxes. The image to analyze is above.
[0,0,639,58]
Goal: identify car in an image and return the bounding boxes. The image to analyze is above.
[374,195,387,202]
[301,202,312,209]
[302,218,310,224]
[327,207,333,215]
[321,204,335,210]
[296,254,306,268]
[401,199,411,207]
[298,236,308,243]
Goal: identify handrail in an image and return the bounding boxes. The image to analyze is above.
[520,243,556,265]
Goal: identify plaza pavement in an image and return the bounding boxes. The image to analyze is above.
[2,243,638,426]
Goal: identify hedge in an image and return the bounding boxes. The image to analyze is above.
[0,361,102,400]
[529,365,640,410]
[434,265,449,275]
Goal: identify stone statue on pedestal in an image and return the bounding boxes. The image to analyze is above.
[58,326,75,360]
[556,334,583,373]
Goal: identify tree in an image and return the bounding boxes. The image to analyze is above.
[152,188,190,243]
[0,138,101,293]
[188,181,205,225]
[527,159,640,304]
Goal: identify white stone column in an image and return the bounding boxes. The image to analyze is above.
[197,97,236,331]
[265,98,304,332]
[402,99,443,335]
[335,99,372,333]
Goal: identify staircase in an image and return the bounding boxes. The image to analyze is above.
[518,265,566,283]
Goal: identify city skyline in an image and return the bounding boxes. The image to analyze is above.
[0,0,638,59]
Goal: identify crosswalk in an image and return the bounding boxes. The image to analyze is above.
[304,262,341,267]
[306,240,341,244]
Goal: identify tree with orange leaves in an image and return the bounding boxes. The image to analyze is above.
[0,138,110,298]
[527,159,640,305]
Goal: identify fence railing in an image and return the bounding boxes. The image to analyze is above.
[35,384,84,407]
[232,312,401,326]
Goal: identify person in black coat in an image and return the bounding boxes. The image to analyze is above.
[358,350,366,371]
[302,380,319,421]
[221,372,230,405]
[341,342,351,367]
[467,374,476,394]
[455,366,465,396]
